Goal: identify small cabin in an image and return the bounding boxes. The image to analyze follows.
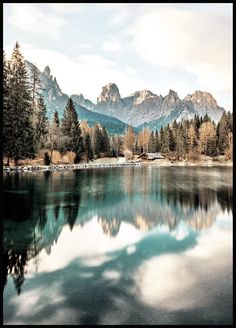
[138,152,165,161]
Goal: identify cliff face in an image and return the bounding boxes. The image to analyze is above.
[25,60,226,131]
[185,90,224,122]
[94,84,224,127]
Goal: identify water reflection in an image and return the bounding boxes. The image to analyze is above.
[3,167,232,324]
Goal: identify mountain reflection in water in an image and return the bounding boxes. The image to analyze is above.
[3,166,232,325]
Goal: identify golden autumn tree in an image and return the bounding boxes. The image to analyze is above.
[199,121,217,158]
[187,124,197,151]
[138,128,150,153]
[124,126,135,151]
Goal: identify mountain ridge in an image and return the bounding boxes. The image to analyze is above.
[25,60,225,133]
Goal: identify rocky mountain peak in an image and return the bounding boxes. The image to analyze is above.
[97,83,121,105]
[131,90,156,105]
[188,90,217,108]
[163,90,180,107]
[43,66,51,79]
[168,89,179,100]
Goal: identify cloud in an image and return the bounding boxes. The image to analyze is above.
[6,4,66,39]
[8,43,146,101]
[102,39,122,53]
[26,217,145,274]
[125,5,232,109]
[135,223,232,309]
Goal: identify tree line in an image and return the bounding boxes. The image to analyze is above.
[3,42,233,165]
[124,111,232,160]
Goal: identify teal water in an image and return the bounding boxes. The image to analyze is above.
[3,166,233,325]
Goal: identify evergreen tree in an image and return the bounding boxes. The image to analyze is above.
[84,133,93,163]
[171,119,178,152]
[29,64,42,106]
[161,125,170,153]
[168,124,176,151]
[159,127,164,153]
[193,114,201,139]
[176,123,185,158]
[92,124,103,157]
[148,131,156,152]
[155,130,160,152]
[101,125,110,154]
[217,111,232,154]
[47,111,61,159]
[61,98,83,162]
[3,51,11,165]
[3,42,35,165]
[33,96,48,152]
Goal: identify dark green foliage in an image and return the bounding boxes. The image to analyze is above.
[61,98,83,159]
[3,42,36,164]
[148,131,156,152]
[155,130,160,152]
[161,125,170,153]
[84,133,93,163]
[202,113,211,123]
[101,126,110,153]
[217,111,232,154]
[48,110,62,156]
[92,124,110,156]
[44,152,50,165]
[33,96,49,151]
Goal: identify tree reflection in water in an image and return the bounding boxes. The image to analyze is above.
[3,167,232,295]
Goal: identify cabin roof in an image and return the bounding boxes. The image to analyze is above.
[138,152,165,159]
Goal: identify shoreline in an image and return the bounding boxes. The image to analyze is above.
[2,160,233,173]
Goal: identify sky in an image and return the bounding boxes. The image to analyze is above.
[3,3,233,111]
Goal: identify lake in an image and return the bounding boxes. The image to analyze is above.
[3,166,233,325]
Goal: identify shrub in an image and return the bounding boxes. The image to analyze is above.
[124,149,134,161]
[44,152,51,165]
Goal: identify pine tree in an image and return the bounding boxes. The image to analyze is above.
[84,133,93,163]
[161,125,170,153]
[61,98,83,161]
[101,125,110,154]
[29,64,42,106]
[159,127,164,153]
[176,123,185,158]
[3,51,11,165]
[92,124,103,157]
[155,130,160,152]
[217,112,231,154]
[33,96,48,152]
[3,42,35,165]
[148,131,156,152]
[47,111,62,159]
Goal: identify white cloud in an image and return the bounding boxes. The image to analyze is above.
[26,217,145,274]
[125,5,232,109]
[10,43,146,101]
[6,4,66,39]
[135,223,232,309]
[102,40,122,53]
[48,3,83,14]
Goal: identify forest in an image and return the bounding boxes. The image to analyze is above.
[3,42,233,166]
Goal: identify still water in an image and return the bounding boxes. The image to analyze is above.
[3,166,232,325]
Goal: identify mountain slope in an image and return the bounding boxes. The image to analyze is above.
[25,61,132,134]
[94,83,225,127]
[25,60,226,133]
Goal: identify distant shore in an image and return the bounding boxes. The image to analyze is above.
[2,158,232,173]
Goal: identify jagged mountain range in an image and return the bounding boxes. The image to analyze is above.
[25,60,225,134]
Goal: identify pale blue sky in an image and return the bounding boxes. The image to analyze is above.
[3,3,232,111]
